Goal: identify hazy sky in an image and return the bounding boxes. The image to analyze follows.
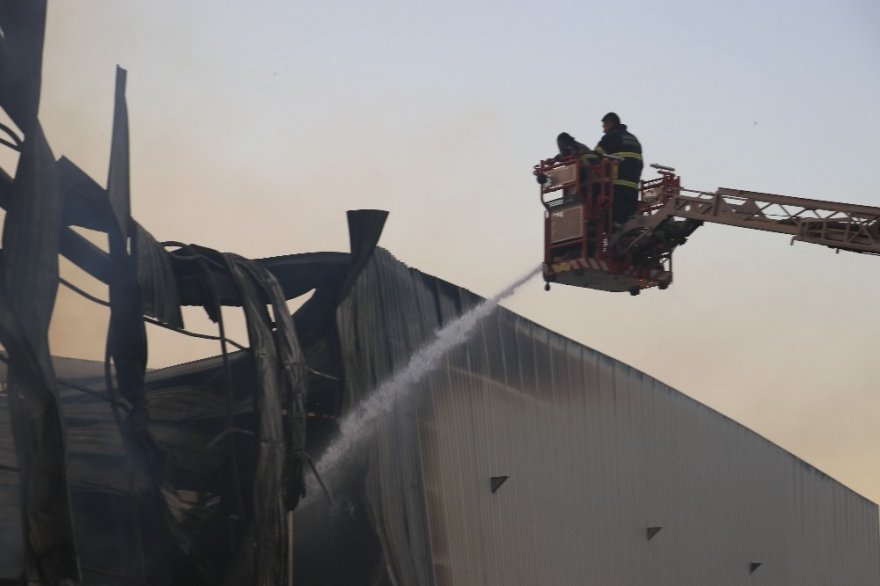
[3,1,878,503]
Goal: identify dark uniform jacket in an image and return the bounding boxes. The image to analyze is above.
[592,124,643,190]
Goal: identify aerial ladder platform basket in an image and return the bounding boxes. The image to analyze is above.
[535,156,880,295]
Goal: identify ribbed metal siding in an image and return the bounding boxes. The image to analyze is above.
[550,205,584,243]
[335,249,880,586]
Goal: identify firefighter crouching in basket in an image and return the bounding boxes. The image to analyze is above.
[548,112,644,227]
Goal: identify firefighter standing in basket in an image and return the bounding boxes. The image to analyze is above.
[554,112,643,227]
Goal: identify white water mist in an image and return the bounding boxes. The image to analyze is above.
[316,265,541,476]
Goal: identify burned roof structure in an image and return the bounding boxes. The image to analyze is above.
[1,3,878,585]
[0,207,387,585]
[0,2,384,583]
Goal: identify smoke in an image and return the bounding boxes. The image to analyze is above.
[314,265,541,482]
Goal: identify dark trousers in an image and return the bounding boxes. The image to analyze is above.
[613,187,639,225]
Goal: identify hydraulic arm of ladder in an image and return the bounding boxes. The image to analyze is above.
[662,187,880,254]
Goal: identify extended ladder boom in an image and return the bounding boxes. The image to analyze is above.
[536,158,880,294]
[664,187,880,254]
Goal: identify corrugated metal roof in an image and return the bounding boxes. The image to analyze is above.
[318,247,880,586]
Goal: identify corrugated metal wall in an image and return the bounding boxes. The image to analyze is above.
[335,248,880,586]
